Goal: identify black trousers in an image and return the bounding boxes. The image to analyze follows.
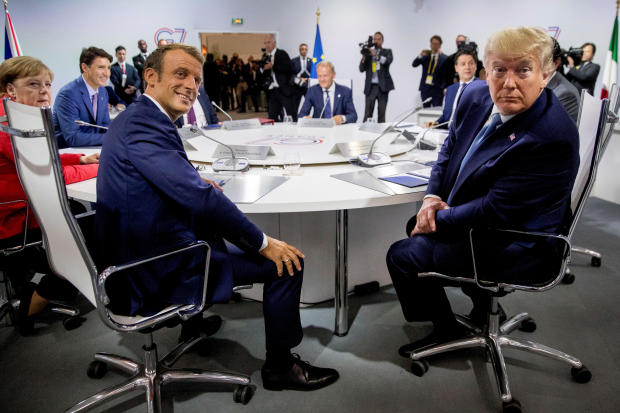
[267,88,296,122]
[421,87,443,108]
[364,84,389,123]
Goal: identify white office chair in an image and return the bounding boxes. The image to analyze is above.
[3,98,254,412]
[407,92,608,413]
[563,84,620,283]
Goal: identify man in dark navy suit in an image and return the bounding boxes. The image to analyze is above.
[262,34,296,121]
[291,43,312,112]
[53,46,112,148]
[412,35,448,107]
[96,43,338,391]
[132,39,148,92]
[110,46,141,106]
[425,49,483,128]
[298,61,357,124]
[387,27,579,356]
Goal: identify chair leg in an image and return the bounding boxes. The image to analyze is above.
[65,376,148,413]
[486,337,513,403]
[159,335,205,368]
[94,352,141,375]
[158,368,251,387]
[499,312,530,335]
[498,335,583,368]
[411,336,487,360]
[571,246,601,259]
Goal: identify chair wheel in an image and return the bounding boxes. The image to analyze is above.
[63,316,85,331]
[519,318,536,333]
[562,272,575,284]
[502,398,522,413]
[87,360,108,379]
[591,257,601,267]
[233,385,254,404]
[571,365,592,383]
[410,359,429,377]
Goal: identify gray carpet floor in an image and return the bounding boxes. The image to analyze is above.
[1,197,619,413]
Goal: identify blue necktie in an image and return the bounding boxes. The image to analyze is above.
[323,90,332,118]
[457,113,502,176]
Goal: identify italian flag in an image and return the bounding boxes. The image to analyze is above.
[601,14,618,99]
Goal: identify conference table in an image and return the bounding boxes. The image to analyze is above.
[66,122,447,336]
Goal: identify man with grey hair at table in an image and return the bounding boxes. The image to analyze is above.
[386,26,580,356]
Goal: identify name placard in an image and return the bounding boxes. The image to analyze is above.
[222,118,262,131]
[213,144,274,160]
[358,122,389,133]
[329,140,374,157]
[297,118,335,128]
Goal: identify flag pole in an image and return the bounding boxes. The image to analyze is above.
[316,7,320,24]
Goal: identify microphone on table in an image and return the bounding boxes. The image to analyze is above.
[189,124,249,172]
[414,121,450,150]
[74,120,108,130]
[357,97,432,167]
[211,101,233,121]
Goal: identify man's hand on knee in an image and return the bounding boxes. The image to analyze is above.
[260,236,305,276]
[412,197,449,236]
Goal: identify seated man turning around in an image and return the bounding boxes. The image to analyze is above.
[298,61,357,124]
[386,27,579,355]
[95,43,339,391]
[53,47,112,148]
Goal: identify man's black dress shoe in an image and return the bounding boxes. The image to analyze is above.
[398,325,471,358]
[261,354,339,391]
[178,314,222,343]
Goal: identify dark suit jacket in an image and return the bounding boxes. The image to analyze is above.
[547,72,581,123]
[428,82,579,237]
[264,48,293,96]
[412,53,449,92]
[110,62,141,105]
[132,53,147,90]
[436,78,483,126]
[174,87,219,127]
[565,61,600,96]
[96,95,264,316]
[291,55,312,92]
[298,83,358,123]
[359,48,395,95]
[53,76,110,148]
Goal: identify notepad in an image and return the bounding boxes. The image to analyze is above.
[407,167,433,179]
[379,174,428,188]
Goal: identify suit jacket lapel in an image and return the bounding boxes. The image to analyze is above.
[333,84,341,113]
[78,77,96,121]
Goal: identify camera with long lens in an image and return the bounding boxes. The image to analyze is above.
[564,47,583,66]
[457,41,479,55]
[359,35,374,56]
[258,48,271,68]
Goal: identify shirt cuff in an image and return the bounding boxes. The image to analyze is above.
[423,194,442,201]
[259,233,268,252]
[341,115,347,123]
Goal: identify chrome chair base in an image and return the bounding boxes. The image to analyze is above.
[66,333,253,413]
[410,298,587,405]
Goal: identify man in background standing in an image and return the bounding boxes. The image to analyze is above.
[133,39,148,92]
[291,43,312,113]
[262,34,295,121]
[359,32,394,123]
[412,35,448,107]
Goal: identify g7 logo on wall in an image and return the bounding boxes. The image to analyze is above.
[154,28,187,45]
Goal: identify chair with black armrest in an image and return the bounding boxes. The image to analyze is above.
[563,84,620,283]
[407,91,607,413]
[3,98,255,412]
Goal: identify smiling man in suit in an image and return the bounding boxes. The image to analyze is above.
[53,46,112,148]
[387,27,579,356]
[298,61,357,124]
[96,43,339,391]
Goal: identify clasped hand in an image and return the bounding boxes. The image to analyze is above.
[411,197,449,236]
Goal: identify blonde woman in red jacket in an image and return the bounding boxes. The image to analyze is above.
[0,56,99,334]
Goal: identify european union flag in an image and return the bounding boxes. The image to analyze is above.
[310,24,324,78]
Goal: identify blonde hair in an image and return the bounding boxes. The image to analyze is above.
[0,56,53,94]
[484,27,554,75]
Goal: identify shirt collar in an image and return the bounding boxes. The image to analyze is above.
[144,93,172,120]
[81,75,98,98]
[324,82,336,95]
[461,76,476,86]
[490,104,516,124]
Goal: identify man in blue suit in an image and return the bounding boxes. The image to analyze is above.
[53,47,112,148]
[387,27,579,355]
[298,61,357,124]
[412,35,449,107]
[96,43,339,391]
[425,49,484,128]
[174,86,219,128]
[110,45,141,106]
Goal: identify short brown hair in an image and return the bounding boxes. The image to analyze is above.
[0,56,54,94]
[79,47,112,73]
[145,43,204,79]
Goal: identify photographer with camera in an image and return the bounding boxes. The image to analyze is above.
[359,31,394,123]
[412,35,448,107]
[440,35,486,89]
[565,42,600,96]
[260,34,296,121]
